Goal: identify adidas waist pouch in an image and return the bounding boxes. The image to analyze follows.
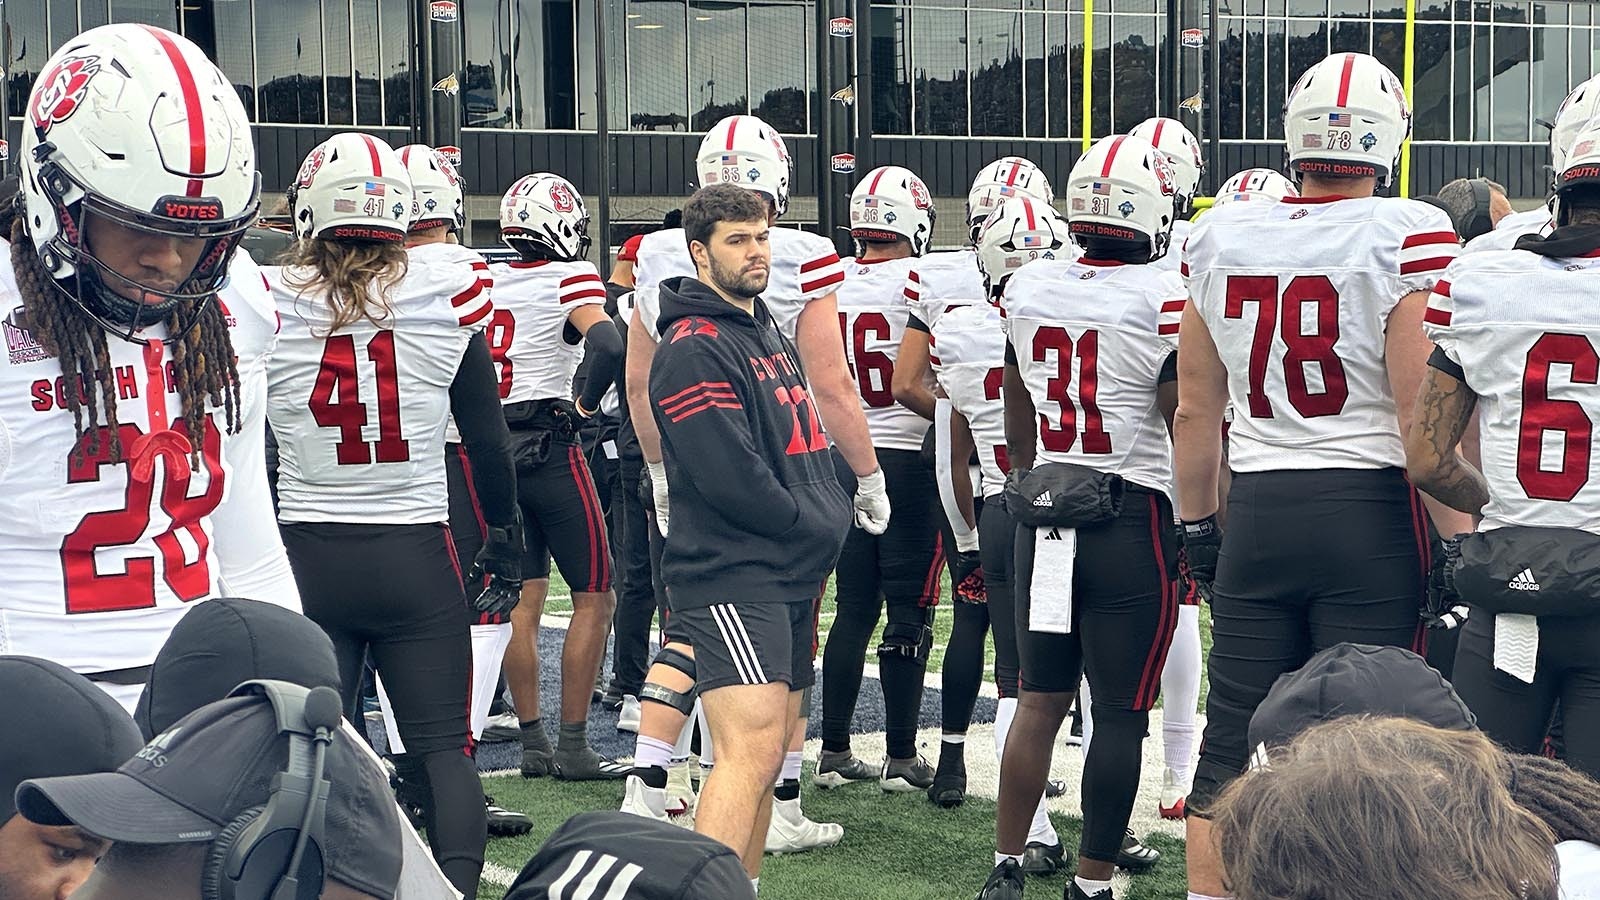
[1003,463,1124,529]
[1454,525,1600,618]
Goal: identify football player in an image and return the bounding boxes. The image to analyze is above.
[487,172,626,781]
[1129,116,1204,276]
[1212,168,1299,206]
[1174,52,1475,898]
[620,115,859,857]
[816,166,945,794]
[265,133,521,899]
[976,136,1183,900]
[3,24,298,711]
[1406,124,1600,781]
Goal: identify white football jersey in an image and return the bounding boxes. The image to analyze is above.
[266,254,488,525]
[1184,196,1459,472]
[483,259,607,404]
[1002,257,1184,494]
[409,243,493,446]
[1149,218,1193,275]
[836,256,925,451]
[0,248,297,675]
[633,226,844,344]
[1465,212,1551,254]
[903,249,987,333]
[1496,207,1552,234]
[1426,249,1600,535]
[930,302,1010,497]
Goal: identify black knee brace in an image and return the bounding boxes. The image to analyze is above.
[877,617,934,665]
[640,646,697,716]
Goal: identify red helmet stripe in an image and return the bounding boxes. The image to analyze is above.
[725,117,740,151]
[360,133,384,177]
[142,26,207,198]
[1005,160,1021,186]
[1101,135,1128,177]
[1151,118,1167,146]
[867,167,888,194]
[1022,197,1037,230]
[400,145,413,165]
[1335,52,1357,107]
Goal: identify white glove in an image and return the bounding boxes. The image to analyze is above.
[852,468,891,535]
[647,459,671,537]
[954,528,980,554]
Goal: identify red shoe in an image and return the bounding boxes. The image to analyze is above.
[1158,767,1187,820]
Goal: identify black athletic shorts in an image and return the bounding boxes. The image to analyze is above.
[1013,487,1179,710]
[282,521,473,756]
[516,431,613,593]
[671,600,816,693]
[1191,466,1429,811]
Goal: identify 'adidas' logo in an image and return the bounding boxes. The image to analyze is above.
[1508,568,1541,592]
[1033,491,1053,508]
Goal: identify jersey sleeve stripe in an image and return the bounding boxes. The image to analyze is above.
[560,273,605,288]
[450,280,487,309]
[1160,299,1187,313]
[1423,307,1452,326]
[800,254,843,274]
[663,389,740,416]
[1179,261,1191,277]
[561,287,609,305]
[1399,257,1455,276]
[1401,231,1460,249]
[471,261,489,271]
[1433,279,1452,297]
[801,270,845,293]
[666,398,744,423]
[457,302,492,328]
[659,380,734,407]
[929,354,942,365]
[1158,323,1180,335]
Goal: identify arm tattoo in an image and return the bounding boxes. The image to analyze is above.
[1414,369,1490,515]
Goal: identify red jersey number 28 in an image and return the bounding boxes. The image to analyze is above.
[61,419,225,614]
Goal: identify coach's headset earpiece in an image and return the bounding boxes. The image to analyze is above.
[201,680,344,900]
[1454,178,1497,242]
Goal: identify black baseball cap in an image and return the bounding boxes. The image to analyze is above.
[1247,643,1477,755]
[134,597,341,740]
[17,689,402,900]
[508,812,755,900]
[0,656,145,823]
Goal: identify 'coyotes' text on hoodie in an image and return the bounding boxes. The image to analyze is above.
[648,276,850,607]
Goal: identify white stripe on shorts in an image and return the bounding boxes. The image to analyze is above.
[709,603,768,684]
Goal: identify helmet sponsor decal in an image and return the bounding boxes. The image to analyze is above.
[437,145,463,166]
[430,0,458,21]
[155,195,224,220]
[830,153,856,174]
[829,16,854,37]
[29,54,102,136]
[1360,132,1378,151]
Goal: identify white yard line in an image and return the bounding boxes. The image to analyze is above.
[481,861,520,888]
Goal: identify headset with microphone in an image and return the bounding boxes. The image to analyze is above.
[1454,178,1498,242]
[201,680,346,900]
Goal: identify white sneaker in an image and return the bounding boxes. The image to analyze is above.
[1158,767,1188,820]
[665,762,696,818]
[620,774,668,821]
[617,695,642,733]
[765,796,844,854]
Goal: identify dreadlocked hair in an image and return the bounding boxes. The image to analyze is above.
[280,237,407,335]
[1504,752,1600,845]
[3,189,240,467]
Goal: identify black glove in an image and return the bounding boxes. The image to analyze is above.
[951,549,986,603]
[1181,514,1222,602]
[1425,535,1465,628]
[467,509,524,617]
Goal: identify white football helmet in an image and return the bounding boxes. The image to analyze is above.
[1130,117,1204,215]
[289,133,413,243]
[967,156,1054,241]
[974,195,1072,298]
[1550,74,1600,187]
[1550,122,1600,227]
[1284,52,1410,187]
[19,23,259,336]
[1214,167,1300,205]
[849,166,937,257]
[399,144,465,233]
[1065,135,1177,262]
[696,115,793,218]
[500,173,592,262]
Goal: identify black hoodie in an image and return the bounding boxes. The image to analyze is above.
[649,276,850,607]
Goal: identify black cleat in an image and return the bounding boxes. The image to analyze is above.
[598,687,626,710]
[1020,841,1066,877]
[1066,881,1114,900]
[975,859,1025,900]
[485,796,532,837]
[1044,778,1067,798]
[929,750,967,808]
[1116,830,1160,873]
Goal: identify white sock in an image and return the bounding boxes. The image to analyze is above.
[1188,893,1232,900]
[782,750,803,782]
[942,732,966,745]
[995,697,1018,761]
[634,735,675,770]
[750,877,759,894]
[994,852,1022,867]
[672,702,698,757]
[696,702,715,767]
[1074,875,1112,897]
[1078,678,1094,761]
[1161,605,1204,783]
[1027,796,1058,846]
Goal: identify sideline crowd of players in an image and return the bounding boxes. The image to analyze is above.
[8,18,1600,900]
